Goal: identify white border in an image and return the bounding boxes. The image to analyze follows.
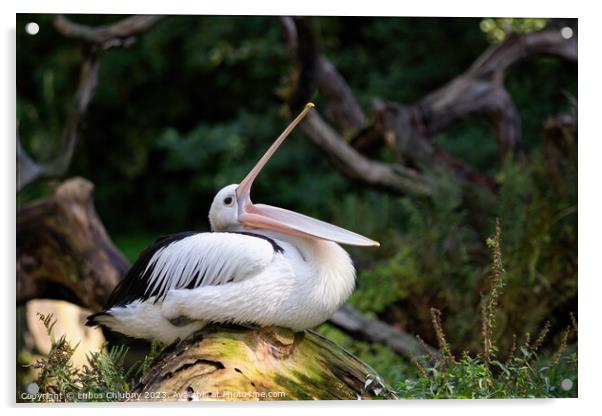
[10,0,581,17]
[3,1,598,415]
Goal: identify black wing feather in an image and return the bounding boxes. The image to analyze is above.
[104,231,199,309]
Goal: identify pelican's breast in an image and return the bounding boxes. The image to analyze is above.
[267,236,356,330]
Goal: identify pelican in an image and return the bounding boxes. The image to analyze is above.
[87,103,379,343]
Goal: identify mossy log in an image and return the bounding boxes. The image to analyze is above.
[133,325,398,401]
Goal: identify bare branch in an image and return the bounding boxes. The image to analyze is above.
[280,17,577,195]
[53,15,164,47]
[17,15,163,191]
[280,16,498,193]
[48,54,100,174]
[416,79,523,157]
[300,111,433,195]
[415,24,577,158]
[16,126,43,190]
[372,99,500,191]
[468,24,577,77]
[316,55,367,132]
[280,17,432,196]
[17,53,100,191]
[330,304,440,359]
[280,17,366,133]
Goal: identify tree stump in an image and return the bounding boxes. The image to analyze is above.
[17,177,129,311]
[133,325,398,401]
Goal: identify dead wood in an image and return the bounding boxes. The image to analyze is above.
[133,325,398,401]
[279,17,577,194]
[17,177,129,311]
[17,15,164,191]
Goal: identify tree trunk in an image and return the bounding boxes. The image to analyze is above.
[133,325,397,401]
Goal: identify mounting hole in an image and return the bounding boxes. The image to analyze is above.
[561,378,573,391]
[25,22,39,36]
[560,26,573,40]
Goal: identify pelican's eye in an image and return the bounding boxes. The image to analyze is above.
[223,196,234,206]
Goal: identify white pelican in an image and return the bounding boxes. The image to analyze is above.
[87,103,379,343]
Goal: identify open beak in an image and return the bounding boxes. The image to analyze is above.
[235,103,380,247]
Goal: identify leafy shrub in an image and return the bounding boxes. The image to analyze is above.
[21,313,162,402]
[396,221,577,398]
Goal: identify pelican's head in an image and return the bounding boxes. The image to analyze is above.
[208,103,379,247]
[208,184,240,232]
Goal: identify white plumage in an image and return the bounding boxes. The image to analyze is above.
[145,233,274,295]
[90,230,356,343]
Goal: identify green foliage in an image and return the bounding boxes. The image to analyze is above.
[349,132,576,355]
[22,313,162,402]
[77,346,133,398]
[112,232,158,262]
[396,225,577,398]
[29,314,81,400]
[399,349,577,399]
[318,223,577,398]
[479,18,548,43]
[316,324,417,386]
[137,340,164,377]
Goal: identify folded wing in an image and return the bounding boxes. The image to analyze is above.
[100,231,280,311]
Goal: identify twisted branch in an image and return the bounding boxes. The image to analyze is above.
[17,52,99,191]
[17,15,164,191]
[279,17,577,195]
[280,17,433,196]
[53,15,163,48]
[415,22,577,157]
[331,304,440,359]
